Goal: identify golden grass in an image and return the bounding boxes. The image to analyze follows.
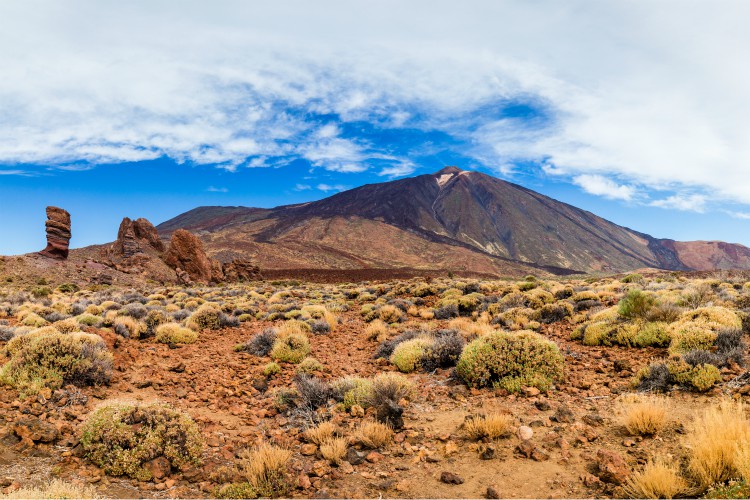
[238,443,293,497]
[685,399,750,488]
[0,480,98,499]
[624,456,689,499]
[463,413,514,440]
[304,421,336,445]
[319,437,348,465]
[620,395,669,436]
[365,320,389,342]
[355,420,394,449]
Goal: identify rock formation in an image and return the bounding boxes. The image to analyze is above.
[38,206,71,260]
[162,229,216,284]
[112,217,165,258]
[162,229,263,284]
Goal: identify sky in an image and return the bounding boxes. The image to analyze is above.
[2,0,750,254]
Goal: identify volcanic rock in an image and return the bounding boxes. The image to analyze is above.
[112,217,165,258]
[38,206,71,260]
[595,449,630,485]
[163,229,216,283]
[222,258,262,281]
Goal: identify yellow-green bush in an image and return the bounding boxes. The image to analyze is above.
[186,304,221,331]
[0,332,112,396]
[269,333,310,363]
[390,337,432,373]
[80,402,203,481]
[668,322,717,355]
[455,330,564,392]
[155,323,198,344]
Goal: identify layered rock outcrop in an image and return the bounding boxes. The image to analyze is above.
[38,206,71,260]
[112,217,165,258]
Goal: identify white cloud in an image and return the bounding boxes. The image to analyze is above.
[1,0,750,211]
[572,174,636,201]
[727,211,750,220]
[651,194,708,213]
[378,162,416,178]
[206,186,228,193]
[294,183,312,191]
[317,183,348,192]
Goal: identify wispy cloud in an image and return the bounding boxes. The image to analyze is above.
[651,194,707,213]
[573,174,636,201]
[206,186,228,193]
[317,183,348,192]
[294,183,312,191]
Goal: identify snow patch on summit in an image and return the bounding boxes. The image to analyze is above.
[437,173,454,187]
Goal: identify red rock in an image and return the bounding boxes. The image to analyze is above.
[440,471,464,484]
[163,230,216,284]
[13,416,59,443]
[486,485,502,498]
[112,217,165,258]
[144,456,171,480]
[366,451,384,463]
[595,449,630,485]
[39,206,71,260]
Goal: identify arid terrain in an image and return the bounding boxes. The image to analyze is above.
[2,270,750,499]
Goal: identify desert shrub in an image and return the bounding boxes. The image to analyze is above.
[433,303,459,320]
[458,292,484,313]
[155,323,198,344]
[219,312,240,328]
[455,330,564,391]
[262,362,281,377]
[624,456,689,499]
[378,305,404,323]
[237,328,277,356]
[186,304,222,331]
[369,372,415,405]
[619,395,668,436]
[463,413,514,440]
[331,377,373,410]
[121,302,148,319]
[144,309,169,334]
[308,320,330,335]
[31,286,52,298]
[355,420,393,448]
[51,317,80,334]
[296,357,323,374]
[57,283,79,294]
[621,273,644,284]
[668,323,717,355]
[714,328,747,366]
[680,306,742,330]
[618,289,656,320]
[685,400,750,488]
[0,479,97,499]
[236,444,293,498]
[20,312,48,328]
[80,402,203,481]
[646,303,682,323]
[421,329,465,371]
[320,437,347,465]
[0,332,112,395]
[303,421,336,445]
[294,374,330,411]
[374,329,421,359]
[365,320,388,342]
[534,303,573,324]
[76,313,101,327]
[270,333,310,363]
[668,359,722,392]
[633,322,671,347]
[390,337,431,373]
[113,316,144,339]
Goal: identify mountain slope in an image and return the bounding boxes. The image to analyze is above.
[157,167,750,274]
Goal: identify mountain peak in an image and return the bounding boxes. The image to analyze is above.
[434,166,463,176]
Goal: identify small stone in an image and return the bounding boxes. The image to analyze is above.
[522,386,540,397]
[144,456,171,480]
[301,444,317,456]
[297,474,312,490]
[486,485,502,499]
[551,404,575,424]
[479,443,496,460]
[517,425,534,441]
[440,471,464,485]
[339,461,354,474]
[350,405,365,417]
[535,400,551,411]
[583,414,604,427]
[444,441,459,456]
[596,449,630,485]
[346,447,365,465]
[366,451,384,463]
[622,439,636,447]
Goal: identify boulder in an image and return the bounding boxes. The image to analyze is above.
[222,259,262,281]
[595,449,630,485]
[13,416,59,443]
[38,206,71,260]
[112,217,165,258]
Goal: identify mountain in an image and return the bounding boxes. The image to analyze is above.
[157,167,750,275]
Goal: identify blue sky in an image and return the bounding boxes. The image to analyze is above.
[2,1,750,254]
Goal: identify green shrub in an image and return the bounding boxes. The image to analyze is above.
[668,359,722,392]
[621,273,644,284]
[618,289,656,320]
[0,332,112,396]
[57,283,79,293]
[31,286,52,298]
[390,337,431,373]
[330,377,373,409]
[20,312,48,328]
[455,330,564,392]
[155,323,198,344]
[269,333,310,364]
[80,402,203,481]
[186,304,221,331]
[262,362,281,376]
[76,313,101,327]
[296,357,323,374]
[668,323,717,355]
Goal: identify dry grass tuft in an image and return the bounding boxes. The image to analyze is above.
[319,437,348,465]
[1,480,98,499]
[624,456,689,499]
[355,420,394,449]
[238,443,293,498]
[303,421,336,445]
[365,320,389,342]
[463,412,514,440]
[620,395,669,436]
[685,399,750,488]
